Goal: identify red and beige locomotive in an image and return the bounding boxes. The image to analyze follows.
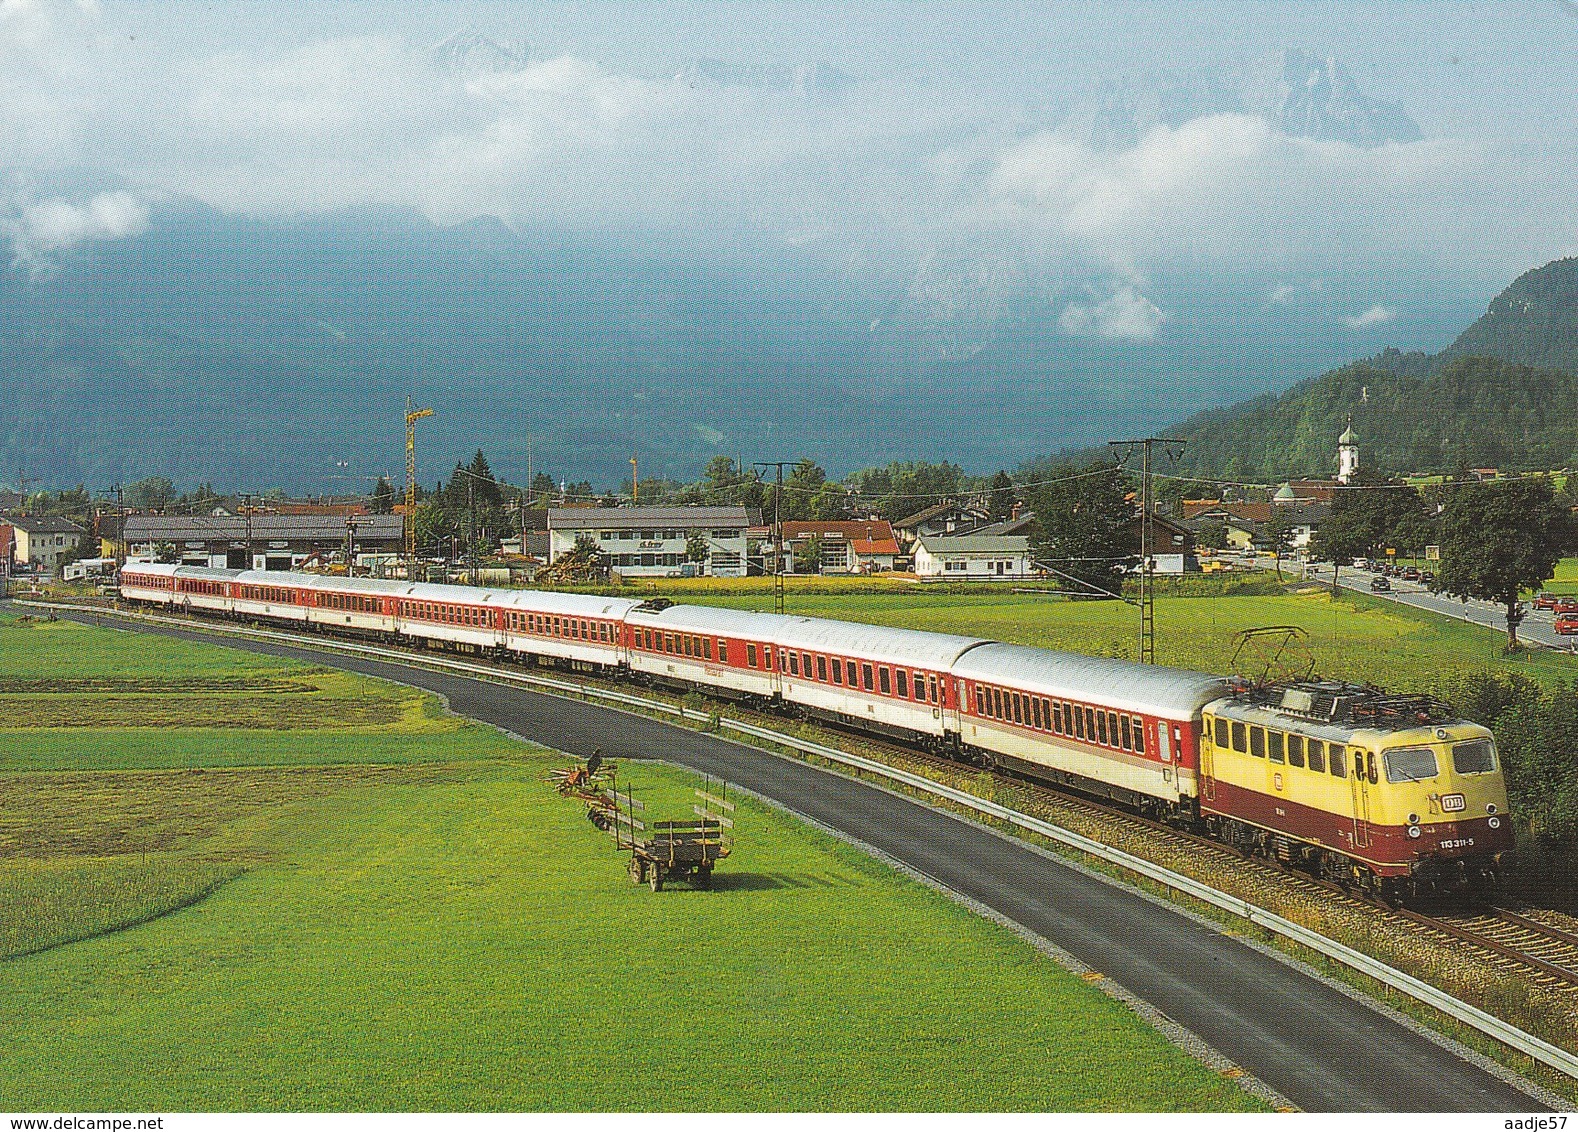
[119,562,1513,896]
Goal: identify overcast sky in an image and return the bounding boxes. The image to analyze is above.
[5,0,1578,326]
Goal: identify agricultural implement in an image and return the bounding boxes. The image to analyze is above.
[549,755,735,890]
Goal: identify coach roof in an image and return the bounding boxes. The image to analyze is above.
[773,616,990,669]
[955,643,1229,717]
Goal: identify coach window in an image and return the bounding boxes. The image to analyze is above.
[1231,721,1248,753]
[975,686,985,714]
[1032,697,1043,730]
[991,688,1002,717]
[878,667,891,695]
[800,652,812,676]
[858,663,872,691]
[788,651,799,676]
[816,655,828,682]
[1133,717,1146,754]
[1249,727,1266,758]
[1119,715,1132,751]
[830,657,843,684]
[1093,710,1107,746]
[1052,702,1064,735]
[929,675,939,704]
[1081,706,1093,739]
[896,669,909,699]
[746,643,758,668]
[1306,739,1324,773]
[1287,734,1305,768]
[1015,694,1027,725]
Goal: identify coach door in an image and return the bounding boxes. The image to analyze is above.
[1350,747,1373,850]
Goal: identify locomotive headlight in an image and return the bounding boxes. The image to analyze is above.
[1436,728,1449,739]
[1486,803,1497,815]
[1488,817,1502,830]
[1407,813,1420,825]
[1407,825,1422,839]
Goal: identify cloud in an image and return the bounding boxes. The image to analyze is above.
[1058,285,1166,340]
[2,190,148,265]
[1343,304,1396,328]
[2,0,1578,301]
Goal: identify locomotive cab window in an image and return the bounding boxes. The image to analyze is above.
[1249,726,1265,758]
[1305,738,1323,773]
[1327,744,1345,778]
[1267,731,1285,764]
[1231,721,1247,753]
[1383,746,1439,783]
[1287,734,1305,768]
[1453,739,1496,775]
[1212,716,1227,748]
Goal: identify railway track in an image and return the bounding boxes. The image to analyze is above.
[38,599,1578,1004]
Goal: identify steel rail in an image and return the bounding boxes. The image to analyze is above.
[21,597,1578,1081]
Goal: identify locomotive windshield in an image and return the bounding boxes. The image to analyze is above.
[1452,739,1497,775]
[1382,746,1440,783]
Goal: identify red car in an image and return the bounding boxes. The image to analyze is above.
[1535,592,1561,610]
[1555,599,1578,617]
[1556,614,1578,635]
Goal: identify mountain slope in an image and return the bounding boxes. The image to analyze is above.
[1164,258,1578,481]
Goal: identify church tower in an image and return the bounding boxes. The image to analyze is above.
[1337,422,1359,484]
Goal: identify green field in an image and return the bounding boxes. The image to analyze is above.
[685,585,1578,694]
[0,614,1259,1111]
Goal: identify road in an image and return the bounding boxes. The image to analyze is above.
[50,609,1557,1113]
[1301,561,1578,653]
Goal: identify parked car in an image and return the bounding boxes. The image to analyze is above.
[1556,614,1578,635]
[1371,577,1391,592]
[1420,571,1435,585]
[1353,557,1370,570]
[1535,592,1561,610]
[1402,567,1420,581]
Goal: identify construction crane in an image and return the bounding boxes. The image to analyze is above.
[405,397,434,577]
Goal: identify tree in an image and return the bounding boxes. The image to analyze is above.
[1263,509,1298,580]
[987,470,1016,521]
[1309,475,1425,592]
[371,477,396,514]
[457,451,503,508]
[794,535,824,575]
[685,531,710,566]
[1434,478,1571,648]
[763,459,829,522]
[1195,520,1229,552]
[701,456,744,504]
[1022,460,1136,595]
[126,477,175,512]
[529,473,555,504]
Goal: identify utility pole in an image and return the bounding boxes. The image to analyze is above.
[630,455,639,505]
[17,469,35,515]
[344,515,361,577]
[467,479,479,586]
[405,397,434,581]
[753,461,790,616]
[240,492,255,571]
[1107,437,1186,665]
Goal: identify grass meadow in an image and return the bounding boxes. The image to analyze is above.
[0,613,1260,1111]
[683,584,1578,694]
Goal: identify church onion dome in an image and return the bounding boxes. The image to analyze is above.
[1339,424,1357,445]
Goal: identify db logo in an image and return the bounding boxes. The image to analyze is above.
[1441,793,1466,812]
